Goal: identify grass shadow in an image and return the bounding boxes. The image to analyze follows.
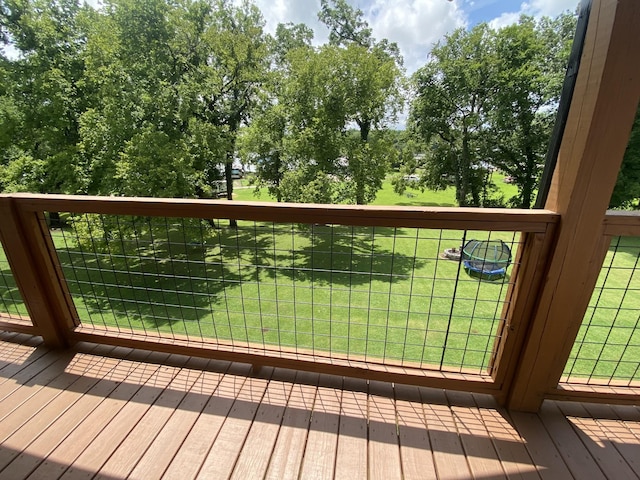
[53,220,260,332]
[262,224,429,287]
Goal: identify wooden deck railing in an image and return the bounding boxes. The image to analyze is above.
[1,194,639,409]
[0,0,638,412]
[0,194,559,400]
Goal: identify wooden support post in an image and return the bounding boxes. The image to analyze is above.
[507,0,640,411]
[489,226,557,404]
[0,197,77,347]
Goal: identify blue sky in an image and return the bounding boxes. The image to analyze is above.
[465,0,524,25]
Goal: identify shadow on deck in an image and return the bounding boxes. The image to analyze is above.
[0,332,639,480]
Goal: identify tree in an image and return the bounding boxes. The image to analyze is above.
[610,106,640,209]
[340,43,402,203]
[313,0,403,204]
[410,24,493,207]
[0,0,89,196]
[199,0,269,209]
[238,22,314,202]
[487,15,575,208]
[409,14,575,208]
[78,0,247,200]
[76,0,207,197]
[318,0,372,48]
[277,45,347,203]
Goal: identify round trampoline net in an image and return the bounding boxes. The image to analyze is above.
[461,239,512,275]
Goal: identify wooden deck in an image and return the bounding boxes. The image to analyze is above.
[1,332,639,480]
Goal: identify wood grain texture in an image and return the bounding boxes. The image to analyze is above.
[537,401,607,480]
[508,411,573,480]
[603,210,640,236]
[196,369,273,479]
[473,394,541,479]
[160,363,253,480]
[0,199,68,346]
[447,391,507,479]
[419,388,473,479]
[298,375,342,480]
[93,356,211,480]
[0,345,117,472]
[69,327,499,395]
[1,339,640,480]
[368,381,402,480]
[334,377,368,480]
[508,0,640,411]
[394,384,437,480]
[230,372,293,480]
[264,371,318,480]
[25,351,171,480]
[557,401,638,480]
[0,349,159,479]
[5,193,557,232]
[126,360,231,480]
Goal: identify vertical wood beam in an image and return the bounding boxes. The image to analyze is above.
[0,197,76,347]
[490,226,557,404]
[507,0,640,411]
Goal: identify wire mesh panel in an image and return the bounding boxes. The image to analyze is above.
[563,236,640,386]
[0,240,27,318]
[49,213,522,374]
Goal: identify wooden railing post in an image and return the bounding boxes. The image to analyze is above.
[0,196,77,347]
[489,226,557,404]
[507,0,640,411]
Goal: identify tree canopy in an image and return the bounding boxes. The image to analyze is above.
[409,14,576,208]
[0,1,602,210]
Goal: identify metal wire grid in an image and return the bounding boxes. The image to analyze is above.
[564,236,640,386]
[50,213,521,374]
[0,240,27,318]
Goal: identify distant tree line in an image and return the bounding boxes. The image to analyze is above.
[0,0,636,208]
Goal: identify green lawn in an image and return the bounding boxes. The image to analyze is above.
[564,235,640,382]
[233,173,521,206]
[50,219,519,373]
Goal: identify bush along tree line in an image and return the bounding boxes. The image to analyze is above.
[0,0,637,208]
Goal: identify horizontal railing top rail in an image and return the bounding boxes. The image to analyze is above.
[0,193,559,232]
[603,210,640,236]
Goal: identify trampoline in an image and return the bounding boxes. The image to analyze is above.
[461,239,512,280]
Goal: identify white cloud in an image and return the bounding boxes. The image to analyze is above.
[253,0,329,44]
[253,0,466,74]
[365,0,467,73]
[489,0,579,30]
[488,11,520,30]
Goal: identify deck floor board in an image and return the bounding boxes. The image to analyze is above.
[0,337,638,480]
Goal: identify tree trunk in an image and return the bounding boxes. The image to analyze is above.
[355,119,371,205]
[225,122,239,228]
[520,118,535,209]
[359,120,370,142]
[49,211,63,228]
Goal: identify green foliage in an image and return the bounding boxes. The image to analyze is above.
[409,13,576,208]
[610,106,640,209]
[318,0,372,48]
[410,24,494,207]
[0,0,88,193]
[487,16,572,208]
[0,0,576,210]
[279,169,337,204]
[69,213,126,254]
